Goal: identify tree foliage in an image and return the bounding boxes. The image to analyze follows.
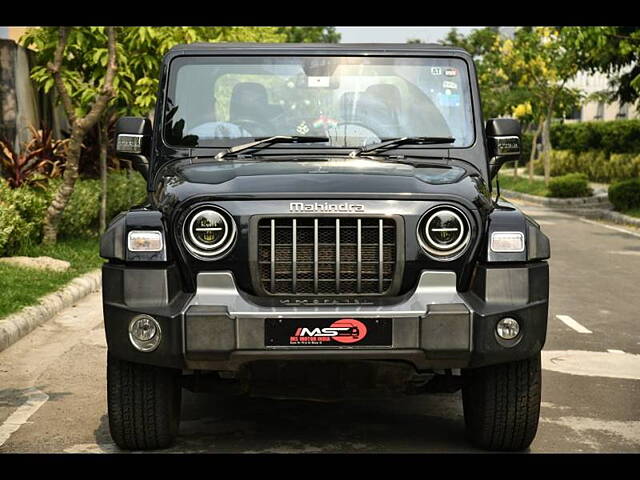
[443,27,584,182]
[277,27,340,43]
[562,27,640,106]
[442,28,532,121]
[442,27,582,123]
[21,27,339,119]
[24,27,119,244]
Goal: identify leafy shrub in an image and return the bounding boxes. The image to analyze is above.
[0,200,29,256]
[547,173,592,198]
[57,170,147,237]
[0,180,48,250]
[608,153,640,181]
[0,125,67,188]
[532,150,640,183]
[59,178,101,237]
[106,170,147,221]
[579,150,609,183]
[608,178,640,211]
[0,170,147,255]
[551,119,640,154]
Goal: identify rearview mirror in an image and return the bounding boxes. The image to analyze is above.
[486,118,521,179]
[115,116,152,180]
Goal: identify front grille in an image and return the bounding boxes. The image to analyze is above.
[257,217,397,295]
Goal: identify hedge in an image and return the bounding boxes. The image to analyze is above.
[547,173,592,198]
[0,170,146,256]
[550,119,640,154]
[533,150,640,183]
[608,178,640,211]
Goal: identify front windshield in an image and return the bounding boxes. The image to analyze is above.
[164,55,475,149]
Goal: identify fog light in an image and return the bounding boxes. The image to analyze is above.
[128,315,161,352]
[496,317,520,340]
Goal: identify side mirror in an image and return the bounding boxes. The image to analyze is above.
[115,116,152,180]
[486,118,521,179]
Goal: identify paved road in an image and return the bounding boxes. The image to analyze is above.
[1,201,639,453]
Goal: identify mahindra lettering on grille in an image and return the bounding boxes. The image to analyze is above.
[257,217,397,296]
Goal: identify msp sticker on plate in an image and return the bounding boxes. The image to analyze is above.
[265,318,392,347]
[445,68,458,77]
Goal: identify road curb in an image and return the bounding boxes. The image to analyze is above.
[502,189,640,228]
[573,208,640,228]
[0,269,102,353]
[500,189,612,208]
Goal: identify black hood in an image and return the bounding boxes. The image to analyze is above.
[153,157,492,212]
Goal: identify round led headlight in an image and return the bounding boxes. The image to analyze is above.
[418,206,471,260]
[182,205,237,260]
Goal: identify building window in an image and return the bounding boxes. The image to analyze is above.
[617,103,629,119]
[595,102,605,120]
[566,108,582,121]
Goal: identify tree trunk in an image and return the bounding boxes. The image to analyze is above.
[41,26,118,245]
[99,119,108,234]
[529,120,543,182]
[541,99,555,185]
[41,125,85,244]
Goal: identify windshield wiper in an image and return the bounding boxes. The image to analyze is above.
[348,136,455,158]
[215,135,329,160]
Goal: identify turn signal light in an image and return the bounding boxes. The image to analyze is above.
[490,232,524,253]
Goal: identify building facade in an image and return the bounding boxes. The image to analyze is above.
[565,71,639,122]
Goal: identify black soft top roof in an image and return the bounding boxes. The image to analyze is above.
[164,42,471,60]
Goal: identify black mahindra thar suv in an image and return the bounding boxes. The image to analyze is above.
[101,43,550,451]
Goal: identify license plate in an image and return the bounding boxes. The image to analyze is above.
[265,318,392,347]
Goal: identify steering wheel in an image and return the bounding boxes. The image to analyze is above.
[232,119,273,138]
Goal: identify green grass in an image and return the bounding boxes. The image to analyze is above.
[498,174,550,197]
[622,208,640,219]
[0,237,102,320]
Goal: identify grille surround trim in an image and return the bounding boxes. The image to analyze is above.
[248,214,405,297]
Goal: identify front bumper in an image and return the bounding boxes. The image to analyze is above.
[102,262,548,371]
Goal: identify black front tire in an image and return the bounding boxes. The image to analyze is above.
[462,353,541,451]
[107,352,182,450]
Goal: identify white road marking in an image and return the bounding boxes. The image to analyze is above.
[556,315,592,334]
[0,387,49,447]
[607,250,640,256]
[579,218,640,239]
[542,350,640,380]
[607,349,625,354]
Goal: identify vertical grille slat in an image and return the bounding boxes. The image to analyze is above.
[270,219,275,292]
[292,219,297,294]
[258,216,397,296]
[379,218,384,294]
[313,218,319,294]
[356,218,362,293]
[335,218,341,294]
